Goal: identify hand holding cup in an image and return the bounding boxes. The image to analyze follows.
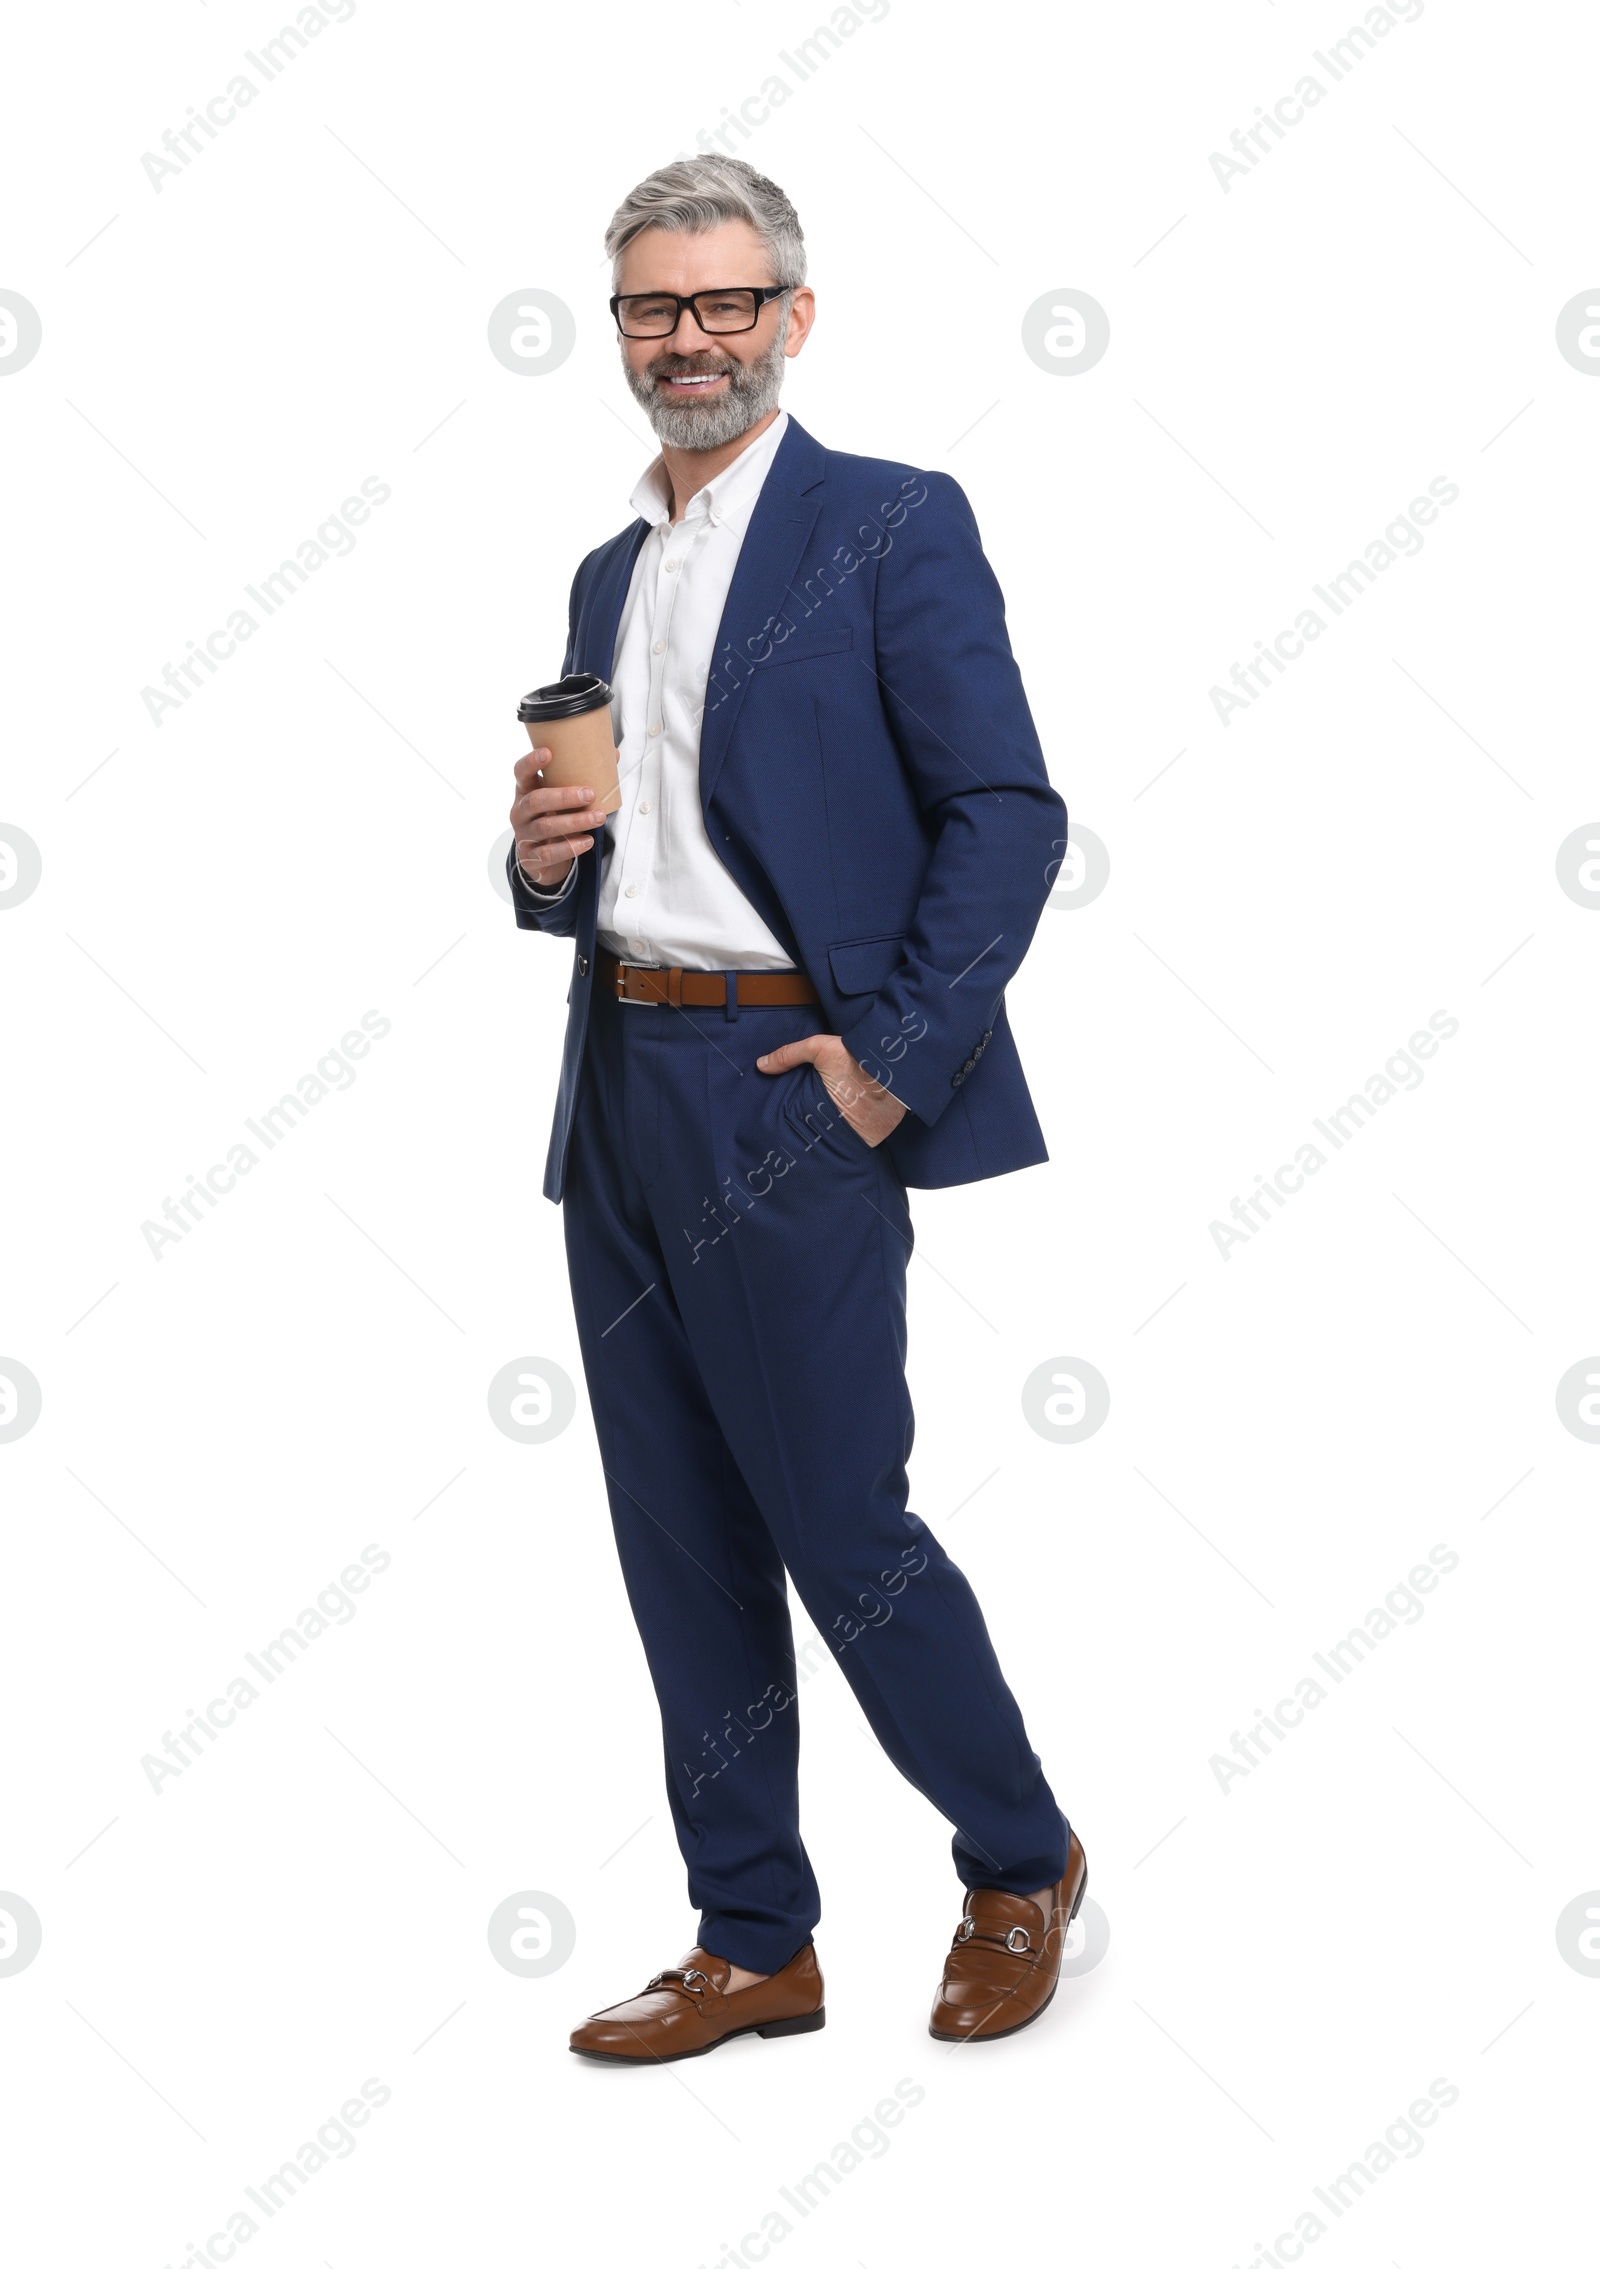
[509,760,603,890]
[509,672,622,891]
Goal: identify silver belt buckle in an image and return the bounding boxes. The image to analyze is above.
[615,958,662,1006]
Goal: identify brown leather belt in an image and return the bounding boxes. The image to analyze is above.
[599,948,818,1009]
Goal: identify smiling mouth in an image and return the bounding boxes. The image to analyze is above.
[658,369,730,391]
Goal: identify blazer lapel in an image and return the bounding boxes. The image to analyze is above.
[577,519,650,682]
[696,416,828,819]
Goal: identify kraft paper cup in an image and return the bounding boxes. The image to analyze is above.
[517,673,622,816]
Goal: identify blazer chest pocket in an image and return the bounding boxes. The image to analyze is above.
[828,933,906,995]
[751,624,854,669]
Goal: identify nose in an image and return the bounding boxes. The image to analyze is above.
[665,307,717,356]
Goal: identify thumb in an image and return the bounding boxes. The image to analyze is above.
[755,1038,817,1073]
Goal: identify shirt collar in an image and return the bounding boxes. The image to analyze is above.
[629,408,790,534]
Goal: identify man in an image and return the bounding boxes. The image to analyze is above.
[506,155,1083,2059]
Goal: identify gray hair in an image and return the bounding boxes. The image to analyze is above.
[604,156,806,290]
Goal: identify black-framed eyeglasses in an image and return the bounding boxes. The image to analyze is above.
[610,284,793,339]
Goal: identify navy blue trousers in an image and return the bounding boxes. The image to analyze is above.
[562,975,1069,1974]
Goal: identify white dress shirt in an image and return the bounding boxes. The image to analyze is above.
[522,410,795,972]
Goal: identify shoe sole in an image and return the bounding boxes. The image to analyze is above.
[928,1861,1089,2045]
[570,2006,826,2065]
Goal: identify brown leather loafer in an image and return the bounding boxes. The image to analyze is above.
[929,1831,1088,2043]
[569,1943,825,2064]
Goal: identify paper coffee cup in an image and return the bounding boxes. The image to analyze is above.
[517,673,622,816]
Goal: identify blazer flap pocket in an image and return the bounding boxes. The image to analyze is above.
[828,933,906,995]
[757,624,854,667]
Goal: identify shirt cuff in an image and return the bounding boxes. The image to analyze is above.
[515,856,578,903]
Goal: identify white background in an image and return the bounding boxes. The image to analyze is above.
[3,1,1598,2262]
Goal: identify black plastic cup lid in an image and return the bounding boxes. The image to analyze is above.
[517,672,612,723]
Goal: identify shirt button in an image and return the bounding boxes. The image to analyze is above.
[631,939,647,956]
[652,640,665,654]
[638,800,653,814]
[625,882,640,898]
[648,721,662,735]
[665,559,680,573]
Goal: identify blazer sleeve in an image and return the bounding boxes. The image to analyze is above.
[507,842,580,934]
[507,555,588,939]
[833,472,1066,1128]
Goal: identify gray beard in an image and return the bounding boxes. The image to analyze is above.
[623,315,789,451]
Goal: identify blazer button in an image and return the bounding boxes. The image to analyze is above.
[576,954,589,977]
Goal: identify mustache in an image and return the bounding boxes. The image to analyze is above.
[645,353,744,382]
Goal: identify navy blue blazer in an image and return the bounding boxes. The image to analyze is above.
[507,414,1066,1205]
